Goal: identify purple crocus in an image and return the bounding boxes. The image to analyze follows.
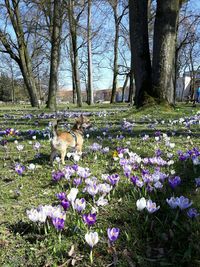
[130,176,139,185]
[15,163,25,175]
[82,213,96,226]
[52,170,65,182]
[176,196,193,210]
[56,192,66,201]
[61,199,70,210]
[146,200,160,213]
[52,217,65,230]
[187,208,199,218]
[166,196,193,210]
[73,177,82,187]
[107,228,120,243]
[0,139,7,146]
[168,176,181,189]
[195,178,200,187]
[108,174,120,186]
[166,197,178,209]
[155,149,162,157]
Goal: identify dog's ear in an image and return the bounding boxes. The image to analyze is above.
[76,114,84,124]
[80,114,84,122]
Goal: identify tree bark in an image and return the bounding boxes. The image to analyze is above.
[1,0,39,107]
[122,74,129,102]
[152,0,180,105]
[47,0,62,110]
[67,0,82,107]
[129,0,152,108]
[87,0,94,105]
[110,2,119,104]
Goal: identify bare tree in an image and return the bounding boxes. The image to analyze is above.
[66,0,84,107]
[109,0,128,103]
[0,0,39,107]
[47,0,63,110]
[87,0,93,105]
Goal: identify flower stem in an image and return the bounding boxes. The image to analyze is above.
[89,249,93,265]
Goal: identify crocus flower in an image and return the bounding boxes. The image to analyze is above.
[73,198,86,212]
[168,176,181,189]
[176,196,193,210]
[28,163,36,171]
[146,200,160,213]
[107,228,120,243]
[166,196,193,210]
[27,208,39,222]
[16,144,24,151]
[83,213,96,226]
[166,197,178,209]
[187,208,199,218]
[61,199,70,210]
[108,174,120,186]
[67,188,79,202]
[56,192,66,201]
[195,178,200,187]
[86,184,99,196]
[52,170,65,182]
[85,232,99,248]
[52,217,65,230]
[73,177,82,187]
[136,197,146,211]
[96,196,108,206]
[15,163,25,175]
[33,142,41,150]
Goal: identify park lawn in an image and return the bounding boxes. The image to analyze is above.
[0,103,200,267]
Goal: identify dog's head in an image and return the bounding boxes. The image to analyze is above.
[75,114,91,130]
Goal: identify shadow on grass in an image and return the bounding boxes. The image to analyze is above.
[7,221,46,243]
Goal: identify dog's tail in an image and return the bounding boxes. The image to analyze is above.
[51,120,59,138]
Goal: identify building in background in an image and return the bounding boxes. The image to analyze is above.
[176,70,200,101]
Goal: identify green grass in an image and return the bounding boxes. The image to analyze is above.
[0,103,200,267]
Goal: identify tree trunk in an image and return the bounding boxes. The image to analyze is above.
[47,0,62,110]
[110,4,119,104]
[122,74,129,102]
[87,0,94,105]
[152,0,180,105]
[67,0,82,107]
[129,0,152,108]
[2,0,39,107]
[128,71,134,103]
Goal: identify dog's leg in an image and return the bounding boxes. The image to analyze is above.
[76,144,83,156]
[61,149,67,165]
[50,149,57,165]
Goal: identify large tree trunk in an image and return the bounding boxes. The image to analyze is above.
[47,0,62,110]
[87,0,94,105]
[129,0,152,108]
[110,3,119,104]
[2,0,39,107]
[152,0,180,105]
[121,74,129,102]
[67,0,82,107]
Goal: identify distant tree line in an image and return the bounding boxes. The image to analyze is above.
[0,0,199,109]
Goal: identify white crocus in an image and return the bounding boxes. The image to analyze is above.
[67,188,79,202]
[85,232,99,248]
[28,163,36,170]
[136,197,147,211]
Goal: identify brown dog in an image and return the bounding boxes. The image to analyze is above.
[50,115,90,165]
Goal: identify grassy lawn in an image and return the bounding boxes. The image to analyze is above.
[0,103,200,267]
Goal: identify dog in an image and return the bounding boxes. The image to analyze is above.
[50,114,90,165]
